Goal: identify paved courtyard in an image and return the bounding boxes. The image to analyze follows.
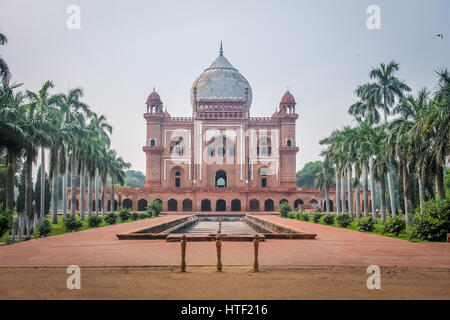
[1,215,449,269]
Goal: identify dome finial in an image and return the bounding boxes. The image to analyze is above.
[219,40,223,55]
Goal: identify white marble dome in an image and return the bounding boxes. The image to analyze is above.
[190,45,252,108]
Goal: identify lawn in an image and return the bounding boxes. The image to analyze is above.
[0,213,154,242]
[284,213,421,242]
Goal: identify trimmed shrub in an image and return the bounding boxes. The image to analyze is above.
[0,204,14,238]
[88,215,103,227]
[411,197,450,241]
[119,208,131,222]
[140,212,149,219]
[312,212,323,223]
[357,217,375,232]
[130,211,139,221]
[297,212,310,222]
[63,216,83,232]
[37,219,52,237]
[149,200,162,217]
[382,216,406,236]
[336,213,352,228]
[287,211,296,219]
[105,213,118,225]
[321,213,335,225]
[279,202,292,218]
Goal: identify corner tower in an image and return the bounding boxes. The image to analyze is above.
[143,88,165,187]
[278,91,299,188]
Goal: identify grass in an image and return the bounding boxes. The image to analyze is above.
[285,213,421,242]
[1,213,154,242]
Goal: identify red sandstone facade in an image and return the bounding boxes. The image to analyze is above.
[68,45,371,213]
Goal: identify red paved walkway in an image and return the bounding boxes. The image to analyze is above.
[0,215,449,268]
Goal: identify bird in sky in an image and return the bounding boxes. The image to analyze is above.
[436,34,444,39]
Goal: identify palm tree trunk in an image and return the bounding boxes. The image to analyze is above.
[6,151,15,210]
[380,175,386,223]
[402,165,411,224]
[387,167,397,216]
[418,174,425,214]
[435,164,445,200]
[88,174,93,217]
[363,164,369,217]
[382,98,397,216]
[354,165,361,219]
[101,178,106,216]
[336,169,341,214]
[70,154,77,217]
[80,163,85,220]
[369,157,376,219]
[341,170,346,212]
[325,190,330,213]
[95,169,99,216]
[62,159,68,219]
[51,156,59,224]
[347,165,353,218]
[24,155,33,237]
[110,182,115,213]
[40,146,45,219]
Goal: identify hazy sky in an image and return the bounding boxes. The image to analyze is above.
[1,0,449,173]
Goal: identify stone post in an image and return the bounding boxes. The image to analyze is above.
[253,234,259,272]
[216,235,222,272]
[180,235,187,272]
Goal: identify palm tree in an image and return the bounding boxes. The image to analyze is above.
[0,31,10,86]
[86,113,112,216]
[367,61,411,215]
[27,81,60,220]
[315,158,334,213]
[21,84,57,233]
[0,85,29,211]
[54,88,91,218]
[108,151,131,213]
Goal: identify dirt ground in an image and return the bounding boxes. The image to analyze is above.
[1,266,449,300]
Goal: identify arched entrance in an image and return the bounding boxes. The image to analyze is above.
[323,200,334,211]
[123,199,132,209]
[264,199,274,211]
[201,199,211,212]
[215,170,227,188]
[249,199,260,212]
[216,199,226,211]
[168,199,178,211]
[182,199,193,211]
[310,199,319,208]
[138,199,148,211]
[294,199,304,209]
[107,199,118,211]
[231,199,241,212]
[93,199,102,210]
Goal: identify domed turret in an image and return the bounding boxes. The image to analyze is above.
[281,91,295,104]
[279,90,297,116]
[190,42,252,112]
[146,87,163,114]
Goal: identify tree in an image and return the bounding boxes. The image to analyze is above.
[366,61,411,216]
[315,159,334,213]
[124,170,145,187]
[296,161,323,188]
[27,81,60,220]
[0,31,10,86]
